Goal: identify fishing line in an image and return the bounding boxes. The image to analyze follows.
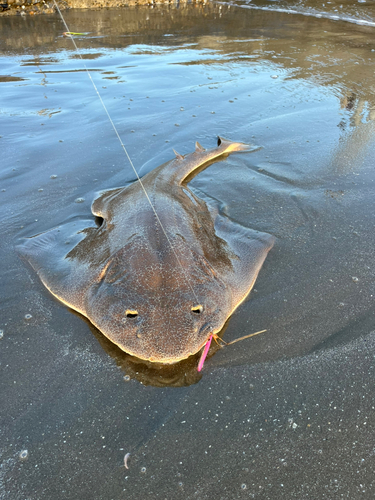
[215,329,267,346]
[53,1,200,303]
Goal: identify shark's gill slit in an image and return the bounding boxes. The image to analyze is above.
[53,0,200,305]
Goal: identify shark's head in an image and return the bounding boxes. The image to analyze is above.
[85,243,233,363]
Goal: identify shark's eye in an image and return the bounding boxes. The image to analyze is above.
[191,305,203,314]
[125,310,138,318]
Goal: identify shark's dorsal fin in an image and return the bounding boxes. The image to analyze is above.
[195,141,205,153]
[156,137,254,186]
[173,149,184,160]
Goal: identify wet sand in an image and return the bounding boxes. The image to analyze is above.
[1,3,375,498]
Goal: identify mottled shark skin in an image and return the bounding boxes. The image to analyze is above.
[18,137,274,364]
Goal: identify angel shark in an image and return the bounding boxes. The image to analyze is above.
[18,137,274,364]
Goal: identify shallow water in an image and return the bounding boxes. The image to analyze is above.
[231,0,375,26]
[1,3,375,499]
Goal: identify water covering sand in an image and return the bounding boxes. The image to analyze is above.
[1,3,375,498]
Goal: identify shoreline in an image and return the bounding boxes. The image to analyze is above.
[1,0,207,16]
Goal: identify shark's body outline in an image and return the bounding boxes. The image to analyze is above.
[18,137,274,364]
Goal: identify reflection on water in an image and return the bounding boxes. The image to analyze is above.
[233,0,375,26]
[2,4,375,124]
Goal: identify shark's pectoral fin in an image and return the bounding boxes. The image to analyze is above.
[214,214,275,310]
[17,219,98,315]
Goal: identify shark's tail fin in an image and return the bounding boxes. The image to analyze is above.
[217,136,260,153]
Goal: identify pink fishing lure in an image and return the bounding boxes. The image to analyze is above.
[197,335,213,372]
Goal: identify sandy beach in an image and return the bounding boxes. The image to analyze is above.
[1,2,375,498]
